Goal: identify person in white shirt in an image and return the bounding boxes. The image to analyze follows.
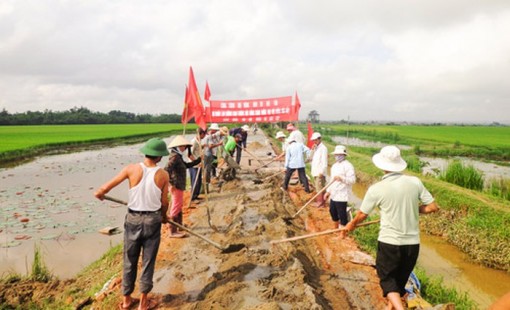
[286,123,305,145]
[325,145,356,230]
[310,132,328,207]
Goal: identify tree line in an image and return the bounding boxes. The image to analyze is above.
[0,107,184,125]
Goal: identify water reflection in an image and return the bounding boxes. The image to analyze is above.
[0,141,163,278]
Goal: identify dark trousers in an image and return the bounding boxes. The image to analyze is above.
[123,212,162,295]
[329,200,348,225]
[234,145,242,164]
[204,155,217,183]
[283,167,310,193]
[376,241,420,297]
[189,167,202,199]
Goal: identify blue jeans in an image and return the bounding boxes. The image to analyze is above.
[122,212,162,295]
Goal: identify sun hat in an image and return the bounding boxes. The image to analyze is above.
[275,131,286,139]
[286,123,295,131]
[209,123,220,131]
[220,126,229,135]
[311,132,321,140]
[372,145,407,172]
[331,145,348,155]
[139,138,170,156]
[167,135,192,148]
[241,125,250,131]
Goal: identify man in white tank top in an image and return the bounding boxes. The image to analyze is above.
[95,138,170,310]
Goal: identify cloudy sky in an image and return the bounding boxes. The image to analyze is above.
[1,1,509,124]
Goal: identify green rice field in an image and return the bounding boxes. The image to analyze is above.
[325,124,510,148]
[0,124,191,153]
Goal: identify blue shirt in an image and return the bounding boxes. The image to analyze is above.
[285,141,310,169]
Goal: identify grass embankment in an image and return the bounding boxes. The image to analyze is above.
[343,144,510,272]
[0,124,193,167]
[0,245,122,309]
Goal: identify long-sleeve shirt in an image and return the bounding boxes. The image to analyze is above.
[285,141,310,169]
[165,152,201,190]
[311,142,328,177]
[288,130,305,145]
[326,160,356,202]
[203,132,222,156]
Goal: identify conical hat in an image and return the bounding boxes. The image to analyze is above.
[168,135,192,148]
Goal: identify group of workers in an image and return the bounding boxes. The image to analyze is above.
[94,122,440,310]
[274,122,439,310]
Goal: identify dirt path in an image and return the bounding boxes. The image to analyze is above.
[107,131,386,309]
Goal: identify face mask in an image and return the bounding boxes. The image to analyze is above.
[335,154,346,162]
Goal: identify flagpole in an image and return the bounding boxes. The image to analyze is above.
[183,84,188,135]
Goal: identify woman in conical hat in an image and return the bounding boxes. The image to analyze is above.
[164,135,201,238]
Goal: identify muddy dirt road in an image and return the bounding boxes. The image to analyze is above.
[97,132,386,309]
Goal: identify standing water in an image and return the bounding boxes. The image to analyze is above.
[0,142,158,278]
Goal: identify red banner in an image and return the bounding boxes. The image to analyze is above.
[205,96,297,123]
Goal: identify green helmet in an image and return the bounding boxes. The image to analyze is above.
[139,138,169,157]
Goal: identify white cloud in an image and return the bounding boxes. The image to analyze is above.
[0,0,509,123]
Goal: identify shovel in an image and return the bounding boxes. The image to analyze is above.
[102,195,245,253]
[270,219,380,244]
[284,179,335,220]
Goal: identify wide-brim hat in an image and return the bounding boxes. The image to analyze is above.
[209,123,220,131]
[241,125,250,131]
[372,145,407,172]
[331,145,347,155]
[220,126,229,135]
[168,135,192,148]
[275,131,286,139]
[311,132,321,140]
[139,138,169,156]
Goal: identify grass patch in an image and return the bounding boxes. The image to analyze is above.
[30,245,51,282]
[486,177,510,201]
[439,160,484,191]
[414,267,477,310]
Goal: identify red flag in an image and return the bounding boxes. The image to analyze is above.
[204,81,211,101]
[181,85,194,125]
[293,91,301,120]
[188,67,207,130]
[307,121,314,148]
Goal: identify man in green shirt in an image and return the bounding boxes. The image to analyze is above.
[221,133,242,180]
[344,146,439,310]
[225,133,242,157]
